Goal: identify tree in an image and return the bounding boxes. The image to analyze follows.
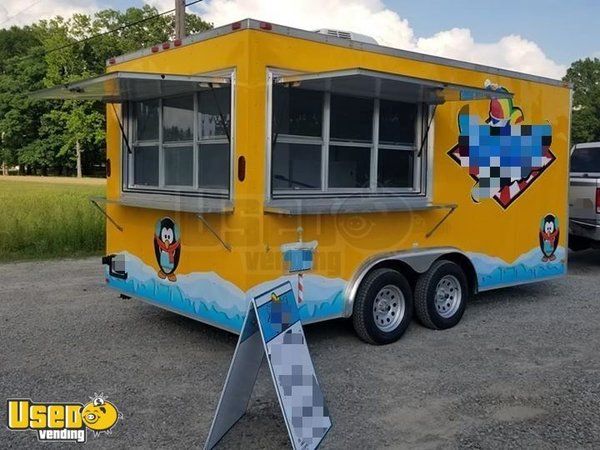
[0,36,47,174]
[38,103,104,177]
[563,58,600,144]
[91,6,211,67]
[0,6,212,177]
[0,26,41,72]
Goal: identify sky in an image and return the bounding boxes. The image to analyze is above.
[0,0,598,80]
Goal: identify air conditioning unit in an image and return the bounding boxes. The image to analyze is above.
[315,29,378,45]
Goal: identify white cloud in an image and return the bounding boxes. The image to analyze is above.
[0,0,97,28]
[197,0,417,49]
[195,0,566,79]
[1,0,566,79]
[416,29,566,79]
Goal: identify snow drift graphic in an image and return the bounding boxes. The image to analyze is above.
[105,252,346,333]
[469,246,566,289]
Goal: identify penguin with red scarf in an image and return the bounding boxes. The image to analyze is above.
[154,217,181,282]
[539,214,559,262]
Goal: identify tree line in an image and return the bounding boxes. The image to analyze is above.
[0,6,211,177]
[0,7,598,177]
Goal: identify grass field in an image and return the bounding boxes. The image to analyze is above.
[0,177,106,262]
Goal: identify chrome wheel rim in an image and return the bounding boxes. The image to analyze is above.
[373,285,405,332]
[435,275,462,318]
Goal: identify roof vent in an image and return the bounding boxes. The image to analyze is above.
[316,29,378,45]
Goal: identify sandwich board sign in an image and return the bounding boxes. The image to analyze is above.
[205,281,332,449]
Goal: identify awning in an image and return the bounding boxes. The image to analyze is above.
[274,68,512,104]
[31,71,231,103]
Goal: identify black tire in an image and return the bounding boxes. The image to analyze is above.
[352,268,413,345]
[414,260,468,330]
[569,234,591,251]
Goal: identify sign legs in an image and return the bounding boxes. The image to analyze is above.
[205,282,332,449]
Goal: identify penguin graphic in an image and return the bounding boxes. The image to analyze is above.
[154,217,181,282]
[539,214,559,262]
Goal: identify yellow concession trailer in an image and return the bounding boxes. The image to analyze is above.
[36,19,572,344]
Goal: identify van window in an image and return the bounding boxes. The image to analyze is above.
[571,146,600,173]
[271,85,423,195]
[127,86,232,194]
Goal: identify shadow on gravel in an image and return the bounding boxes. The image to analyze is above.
[143,308,239,343]
[145,285,554,349]
[472,283,546,305]
[567,248,600,270]
[147,306,354,346]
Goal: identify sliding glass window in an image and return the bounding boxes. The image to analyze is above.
[127,85,232,195]
[271,85,423,196]
[271,86,323,190]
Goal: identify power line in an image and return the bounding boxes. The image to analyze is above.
[0,0,44,27]
[15,0,203,62]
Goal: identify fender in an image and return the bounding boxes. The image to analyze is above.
[343,246,476,317]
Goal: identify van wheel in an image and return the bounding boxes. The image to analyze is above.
[352,268,413,345]
[414,260,468,330]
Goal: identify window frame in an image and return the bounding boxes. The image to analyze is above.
[266,69,430,202]
[122,71,235,200]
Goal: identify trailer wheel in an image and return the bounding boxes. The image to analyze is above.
[414,260,468,330]
[352,268,413,345]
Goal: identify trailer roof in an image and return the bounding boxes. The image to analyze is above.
[107,19,569,89]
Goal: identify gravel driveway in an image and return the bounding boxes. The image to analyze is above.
[1,251,599,448]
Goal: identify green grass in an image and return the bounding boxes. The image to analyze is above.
[0,179,106,262]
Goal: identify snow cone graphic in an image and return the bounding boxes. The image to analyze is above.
[448,80,555,208]
[280,227,317,303]
[484,79,524,127]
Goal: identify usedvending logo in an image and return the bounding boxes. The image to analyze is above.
[6,393,122,443]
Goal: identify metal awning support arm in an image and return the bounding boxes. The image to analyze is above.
[196,214,232,252]
[111,104,132,154]
[210,84,231,144]
[425,204,458,238]
[417,104,437,158]
[89,197,123,232]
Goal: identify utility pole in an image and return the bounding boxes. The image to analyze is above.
[175,0,186,40]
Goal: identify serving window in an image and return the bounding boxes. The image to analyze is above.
[271,83,425,197]
[266,68,513,212]
[127,86,232,195]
